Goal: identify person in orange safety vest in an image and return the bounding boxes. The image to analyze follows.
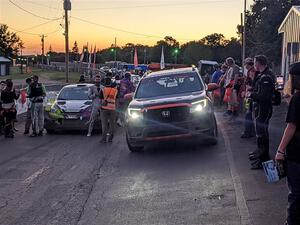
[100,76,118,143]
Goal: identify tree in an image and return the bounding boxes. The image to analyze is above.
[180,41,213,65]
[245,0,300,65]
[71,41,79,61]
[0,24,21,57]
[201,33,226,48]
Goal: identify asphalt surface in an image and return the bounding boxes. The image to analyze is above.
[0,105,288,225]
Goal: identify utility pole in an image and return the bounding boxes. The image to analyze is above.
[64,0,71,83]
[242,0,247,71]
[40,34,47,67]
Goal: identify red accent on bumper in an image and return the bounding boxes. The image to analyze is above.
[145,133,192,141]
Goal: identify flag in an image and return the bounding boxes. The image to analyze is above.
[79,46,84,62]
[134,48,138,68]
[88,45,92,69]
[160,46,165,70]
[93,45,96,69]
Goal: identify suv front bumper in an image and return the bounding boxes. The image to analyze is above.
[126,113,215,146]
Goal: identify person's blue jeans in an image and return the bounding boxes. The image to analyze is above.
[287,160,300,225]
[244,110,255,136]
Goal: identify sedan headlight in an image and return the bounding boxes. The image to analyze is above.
[127,108,143,120]
[190,99,208,113]
[49,103,64,119]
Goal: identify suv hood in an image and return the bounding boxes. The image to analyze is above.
[129,91,206,109]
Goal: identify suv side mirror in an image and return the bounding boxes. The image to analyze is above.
[124,93,134,101]
[207,83,219,92]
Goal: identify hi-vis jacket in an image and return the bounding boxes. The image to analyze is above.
[101,87,118,111]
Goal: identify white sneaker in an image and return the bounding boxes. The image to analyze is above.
[87,133,91,137]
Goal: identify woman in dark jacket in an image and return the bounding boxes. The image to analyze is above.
[276,62,300,225]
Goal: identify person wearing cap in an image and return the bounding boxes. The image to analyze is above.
[24,77,33,135]
[87,75,103,137]
[248,55,275,169]
[240,58,258,139]
[276,62,300,225]
[99,77,118,143]
[28,75,46,137]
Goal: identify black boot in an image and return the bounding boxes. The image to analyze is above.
[251,158,263,170]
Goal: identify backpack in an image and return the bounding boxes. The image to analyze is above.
[259,74,281,106]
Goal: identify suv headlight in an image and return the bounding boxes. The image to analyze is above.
[128,108,143,120]
[190,99,208,113]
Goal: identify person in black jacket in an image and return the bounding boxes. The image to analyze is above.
[276,62,300,225]
[0,80,19,138]
[248,55,275,169]
[28,75,46,137]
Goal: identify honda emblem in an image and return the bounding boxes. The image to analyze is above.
[161,110,170,118]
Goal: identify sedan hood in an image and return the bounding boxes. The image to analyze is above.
[57,100,92,113]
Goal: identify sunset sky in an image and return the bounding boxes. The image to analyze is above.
[0,0,252,55]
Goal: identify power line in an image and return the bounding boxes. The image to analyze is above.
[20,0,236,11]
[16,19,62,34]
[7,25,62,36]
[22,0,60,10]
[8,0,62,20]
[71,16,194,41]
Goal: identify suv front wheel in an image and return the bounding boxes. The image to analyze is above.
[126,135,144,152]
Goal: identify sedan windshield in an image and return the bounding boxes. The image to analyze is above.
[58,87,89,100]
[135,72,204,99]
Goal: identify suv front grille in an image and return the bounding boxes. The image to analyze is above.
[144,106,190,123]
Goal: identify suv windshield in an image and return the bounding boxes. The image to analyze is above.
[58,86,89,100]
[135,72,203,99]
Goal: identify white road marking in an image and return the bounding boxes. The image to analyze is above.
[219,120,253,225]
[22,166,50,184]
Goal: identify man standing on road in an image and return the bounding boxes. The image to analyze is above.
[0,80,19,138]
[87,75,102,137]
[0,81,6,135]
[100,77,118,143]
[249,55,275,169]
[28,75,46,137]
[223,57,240,117]
[276,62,300,225]
[24,77,33,135]
[119,72,135,126]
[241,58,257,139]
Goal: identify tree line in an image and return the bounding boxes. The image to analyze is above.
[48,35,241,66]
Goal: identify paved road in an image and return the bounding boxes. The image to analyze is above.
[0,106,288,225]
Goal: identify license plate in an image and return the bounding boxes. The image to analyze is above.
[66,115,78,119]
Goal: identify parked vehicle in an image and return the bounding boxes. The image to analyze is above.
[44,84,101,133]
[198,60,218,84]
[125,67,218,152]
[276,75,284,90]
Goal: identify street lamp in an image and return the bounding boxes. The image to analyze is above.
[174,48,179,64]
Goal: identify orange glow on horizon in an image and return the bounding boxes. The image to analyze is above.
[0,0,245,55]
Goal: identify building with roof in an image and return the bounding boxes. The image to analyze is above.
[279,6,300,81]
[0,56,11,76]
